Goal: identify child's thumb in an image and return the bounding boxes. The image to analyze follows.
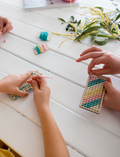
[32,80,38,91]
[104,81,114,95]
[16,89,29,97]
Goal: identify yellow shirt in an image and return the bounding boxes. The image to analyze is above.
[0,148,15,157]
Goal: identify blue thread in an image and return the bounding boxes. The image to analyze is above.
[39,32,49,41]
[34,46,41,54]
[88,78,106,87]
[82,98,101,108]
[19,84,31,90]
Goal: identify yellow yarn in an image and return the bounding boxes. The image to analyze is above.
[0,148,15,157]
[69,22,77,36]
[59,38,74,48]
[84,87,103,98]
[51,32,73,37]
[38,45,43,53]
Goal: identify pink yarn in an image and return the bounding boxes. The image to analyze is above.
[41,43,47,52]
[82,93,102,104]
[63,0,76,2]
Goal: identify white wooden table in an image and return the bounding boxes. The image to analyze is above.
[0,0,120,156]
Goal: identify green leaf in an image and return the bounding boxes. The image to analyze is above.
[112,29,118,34]
[109,10,120,18]
[66,24,73,31]
[83,21,98,31]
[74,26,103,41]
[70,16,74,22]
[77,20,81,26]
[94,7,104,12]
[58,18,66,22]
[108,22,113,30]
[115,14,120,21]
[118,24,120,29]
[91,33,98,45]
[116,8,120,12]
[90,33,116,39]
[100,22,105,26]
[94,38,110,45]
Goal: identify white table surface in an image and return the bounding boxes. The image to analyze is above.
[0,0,120,157]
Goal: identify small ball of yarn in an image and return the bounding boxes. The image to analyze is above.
[39,32,49,41]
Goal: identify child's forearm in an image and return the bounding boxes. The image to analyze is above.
[38,105,70,157]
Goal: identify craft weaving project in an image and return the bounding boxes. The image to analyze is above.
[9,71,42,100]
[80,75,107,114]
[34,43,49,55]
[37,31,51,41]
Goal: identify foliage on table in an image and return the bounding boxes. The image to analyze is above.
[57,7,120,46]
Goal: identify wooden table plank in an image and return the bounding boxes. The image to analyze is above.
[0,101,84,157]
[0,94,120,157]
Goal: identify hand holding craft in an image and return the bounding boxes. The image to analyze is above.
[103,78,120,113]
[76,46,120,75]
[0,15,13,36]
[0,71,33,96]
[31,77,51,110]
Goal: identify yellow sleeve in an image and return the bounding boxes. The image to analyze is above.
[0,148,15,157]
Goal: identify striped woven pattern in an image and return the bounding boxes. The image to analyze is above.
[80,75,107,114]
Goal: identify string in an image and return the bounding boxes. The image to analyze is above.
[39,32,49,41]
[34,46,41,54]
[34,43,48,55]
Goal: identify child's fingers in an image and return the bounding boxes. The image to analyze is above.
[80,46,103,57]
[0,21,3,32]
[88,57,106,74]
[32,74,41,80]
[16,89,29,97]
[90,68,110,75]
[27,78,41,84]
[76,51,103,62]
[104,80,114,96]
[21,71,33,82]
[32,80,39,92]
[4,25,13,34]
[27,79,32,83]
[107,77,112,84]
[40,78,48,89]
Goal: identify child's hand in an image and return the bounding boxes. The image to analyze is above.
[30,77,51,111]
[76,46,120,75]
[103,78,120,113]
[0,71,33,96]
[0,15,13,37]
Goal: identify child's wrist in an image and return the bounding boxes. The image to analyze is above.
[37,103,49,113]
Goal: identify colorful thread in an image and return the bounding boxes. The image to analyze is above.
[34,46,41,54]
[34,43,49,55]
[9,71,42,100]
[80,75,107,114]
[39,32,49,41]
[37,31,51,41]
[41,43,47,51]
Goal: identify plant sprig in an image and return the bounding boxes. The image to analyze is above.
[57,7,120,46]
